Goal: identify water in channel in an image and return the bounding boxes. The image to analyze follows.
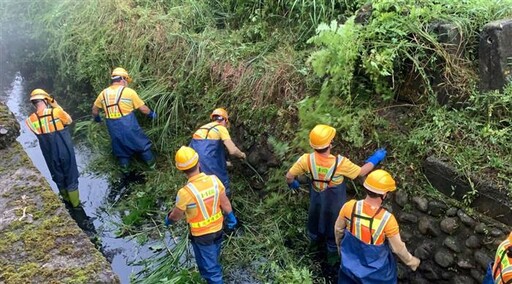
[1,72,171,283]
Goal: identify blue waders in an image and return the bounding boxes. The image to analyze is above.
[308,182,346,253]
[483,262,494,284]
[338,230,397,284]
[190,138,230,196]
[37,127,79,202]
[105,112,153,167]
[191,232,224,284]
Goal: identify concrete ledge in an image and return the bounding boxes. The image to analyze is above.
[479,18,512,92]
[0,103,118,283]
[423,155,511,226]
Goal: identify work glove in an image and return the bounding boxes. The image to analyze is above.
[288,180,300,190]
[93,115,102,123]
[46,95,55,104]
[147,110,157,120]
[47,96,60,108]
[164,214,174,227]
[226,211,237,230]
[365,148,387,166]
[49,101,60,108]
[240,152,247,160]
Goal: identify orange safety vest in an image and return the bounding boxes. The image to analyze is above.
[101,86,125,119]
[26,108,64,134]
[492,236,512,284]
[185,176,223,236]
[348,200,393,245]
[307,153,341,191]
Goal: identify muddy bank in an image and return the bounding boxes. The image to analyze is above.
[0,103,118,283]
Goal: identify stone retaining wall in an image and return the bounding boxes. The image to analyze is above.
[0,103,118,283]
[423,156,511,226]
[390,189,510,283]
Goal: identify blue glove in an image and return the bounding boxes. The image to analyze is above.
[164,214,174,227]
[288,180,300,190]
[147,110,157,120]
[226,211,237,230]
[366,148,387,166]
[93,115,102,123]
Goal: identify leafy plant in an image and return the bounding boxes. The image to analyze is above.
[307,18,361,99]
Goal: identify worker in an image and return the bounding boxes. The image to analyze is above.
[189,108,246,197]
[483,231,512,284]
[165,146,237,284]
[335,169,420,283]
[25,89,80,207]
[92,67,157,175]
[285,124,386,266]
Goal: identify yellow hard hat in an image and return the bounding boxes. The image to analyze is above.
[363,169,397,195]
[111,67,132,83]
[175,146,199,171]
[309,124,336,150]
[30,89,50,101]
[210,108,229,123]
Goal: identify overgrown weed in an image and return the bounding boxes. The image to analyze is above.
[3,0,512,282]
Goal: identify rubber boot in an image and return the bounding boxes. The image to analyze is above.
[59,189,70,203]
[326,251,339,267]
[141,149,155,170]
[119,157,131,176]
[308,240,321,254]
[68,190,81,208]
[145,158,156,171]
[120,164,130,177]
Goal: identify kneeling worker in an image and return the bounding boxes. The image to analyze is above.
[335,169,420,284]
[165,146,237,284]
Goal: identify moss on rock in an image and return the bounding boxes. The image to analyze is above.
[0,103,118,284]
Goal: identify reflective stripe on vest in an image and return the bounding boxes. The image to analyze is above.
[193,123,221,139]
[350,200,392,245]
[186,177,222,229]
[494,238,512,284]
[102,86,125,119]
[27,108,62,134]
[496,266,512,284]
[307,153,340,191]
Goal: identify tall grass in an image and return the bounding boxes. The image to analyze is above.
[4,0,512,282]
[134,227,202,284]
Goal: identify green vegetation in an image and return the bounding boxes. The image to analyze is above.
[1,0,511,282]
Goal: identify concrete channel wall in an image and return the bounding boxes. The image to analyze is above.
[0,103,118,283]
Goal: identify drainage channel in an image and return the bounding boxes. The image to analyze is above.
[1,72,170,283]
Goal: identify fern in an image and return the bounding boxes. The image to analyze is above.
[307,18,362,99]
